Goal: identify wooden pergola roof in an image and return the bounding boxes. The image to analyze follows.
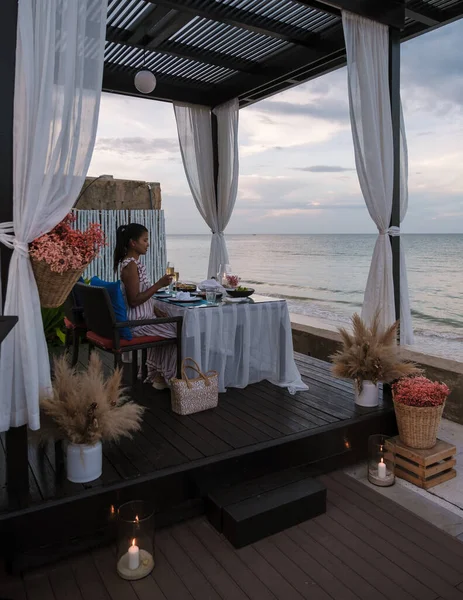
[103,0,463,108]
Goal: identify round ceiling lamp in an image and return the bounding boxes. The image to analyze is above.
[134,69,157,94]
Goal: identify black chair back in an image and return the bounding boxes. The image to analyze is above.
[64,285,86,327]
[75,283,117,340]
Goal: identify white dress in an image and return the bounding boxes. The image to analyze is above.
[120,257,177,382]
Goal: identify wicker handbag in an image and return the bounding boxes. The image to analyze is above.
[393,401,445,449]
[170,358,218,415]
[31,258,86,308]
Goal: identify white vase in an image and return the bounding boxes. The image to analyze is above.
[66,440,102,483]
[355,381,379,408]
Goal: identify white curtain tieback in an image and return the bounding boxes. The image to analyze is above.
[212,230,224,235]
[0,223,29,257]
[378,226,400,237]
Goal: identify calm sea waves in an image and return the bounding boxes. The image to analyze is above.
[166,234,463,361]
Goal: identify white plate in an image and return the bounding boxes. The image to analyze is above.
[168,297,201,303]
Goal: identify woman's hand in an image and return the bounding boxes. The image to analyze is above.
[154,306,168,318]
[157,274,173,289]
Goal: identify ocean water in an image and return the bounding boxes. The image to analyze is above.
[166,234,463,361]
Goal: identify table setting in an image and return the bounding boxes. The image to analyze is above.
[152,262,307,394]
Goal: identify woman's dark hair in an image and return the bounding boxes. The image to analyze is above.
[113,223,148,272]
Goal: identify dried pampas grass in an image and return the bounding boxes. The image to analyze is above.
[41,353,144,445]
[331,312,420,391]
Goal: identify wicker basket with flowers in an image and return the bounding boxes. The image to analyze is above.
[29,213,105,308]
[392,376,450,449]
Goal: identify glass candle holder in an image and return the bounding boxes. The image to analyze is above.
[368,434,395,487]
[117,501,155,580]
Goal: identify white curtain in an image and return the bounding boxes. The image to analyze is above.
[342,11,413,344]
[174,99,239,279]
[0,0,108,431]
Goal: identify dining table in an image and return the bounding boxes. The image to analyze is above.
[153,293,308,394]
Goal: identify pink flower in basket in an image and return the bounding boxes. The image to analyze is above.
[226,274,240,288]
[392,376,450,407]
[29,213,106,273]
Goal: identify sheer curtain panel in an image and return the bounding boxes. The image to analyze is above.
[0,0,108,431]
[174,99,239,278]
[342,11,413,343]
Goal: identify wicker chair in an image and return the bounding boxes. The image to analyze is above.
[76,283,182,384]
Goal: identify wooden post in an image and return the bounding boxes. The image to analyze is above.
[0,0,29,505]
[389,27,401,334]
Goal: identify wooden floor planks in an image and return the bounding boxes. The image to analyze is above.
[4,472,463,600]
[0,354,389,515]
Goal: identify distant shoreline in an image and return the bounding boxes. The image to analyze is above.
[166,232,463,236]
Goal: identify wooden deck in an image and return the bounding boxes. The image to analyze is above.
[0,353,396,572]
[2,472,463,600]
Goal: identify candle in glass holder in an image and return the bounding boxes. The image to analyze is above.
[378,458,387,479]
[128,539,140,570]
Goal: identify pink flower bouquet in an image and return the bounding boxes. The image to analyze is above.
[30,213,106,308]
[392,376,450,407]
[393,376,450,448]
[30,214,105,274]
[225,274,240,288]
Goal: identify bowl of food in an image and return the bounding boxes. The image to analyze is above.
[174,281,197,293]
[226,286,254,298]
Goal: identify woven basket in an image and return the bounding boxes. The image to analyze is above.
[393,401,445,449]
[170,358,218,415]
[31,258,85,308]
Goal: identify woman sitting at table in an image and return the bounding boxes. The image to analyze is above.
[114,223,175,390]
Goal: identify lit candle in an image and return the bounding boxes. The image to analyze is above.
[128,538,140,570]
[378,458,387,479]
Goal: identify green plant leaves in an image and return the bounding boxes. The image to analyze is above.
[41,305,65,346]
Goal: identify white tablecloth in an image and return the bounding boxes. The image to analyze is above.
[154,296,308,394]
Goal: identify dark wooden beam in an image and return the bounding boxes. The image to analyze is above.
[126,5,172,45]
[148,0,338,52]
[106,9,191,49]
[239,51,347,107]
[102,65,220,106]
[105,31,264,75]
[298,0,405,29]
[389,28,401,329]
[405,8,440,26]
[156,40,263,74]
[402,3,463,41]
[295,0,341,17]
[214,29,345,106]
[0,0,29,506]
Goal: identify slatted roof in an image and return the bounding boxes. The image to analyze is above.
[103,0,463,107]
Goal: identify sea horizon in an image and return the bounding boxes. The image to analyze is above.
[165,233,463,362]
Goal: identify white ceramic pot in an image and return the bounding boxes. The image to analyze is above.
[66,440,102,483]
[355,381,379,408]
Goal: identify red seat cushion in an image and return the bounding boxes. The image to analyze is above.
[87,331,169,351]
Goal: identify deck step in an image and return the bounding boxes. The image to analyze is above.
[206,470,326,548]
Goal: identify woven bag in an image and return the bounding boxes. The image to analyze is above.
[170,358,218,415]
[31,257,85,308]
[393,400,445,449]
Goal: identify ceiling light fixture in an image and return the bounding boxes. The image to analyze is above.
[134,46,156,94]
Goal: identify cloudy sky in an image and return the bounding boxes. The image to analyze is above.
[89,20,463,235]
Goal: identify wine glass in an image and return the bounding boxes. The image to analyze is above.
[166,262,174,293]
[166,262,175,276]
[172,271,179,297]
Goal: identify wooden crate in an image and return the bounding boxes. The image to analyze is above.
[386,437,457,489]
